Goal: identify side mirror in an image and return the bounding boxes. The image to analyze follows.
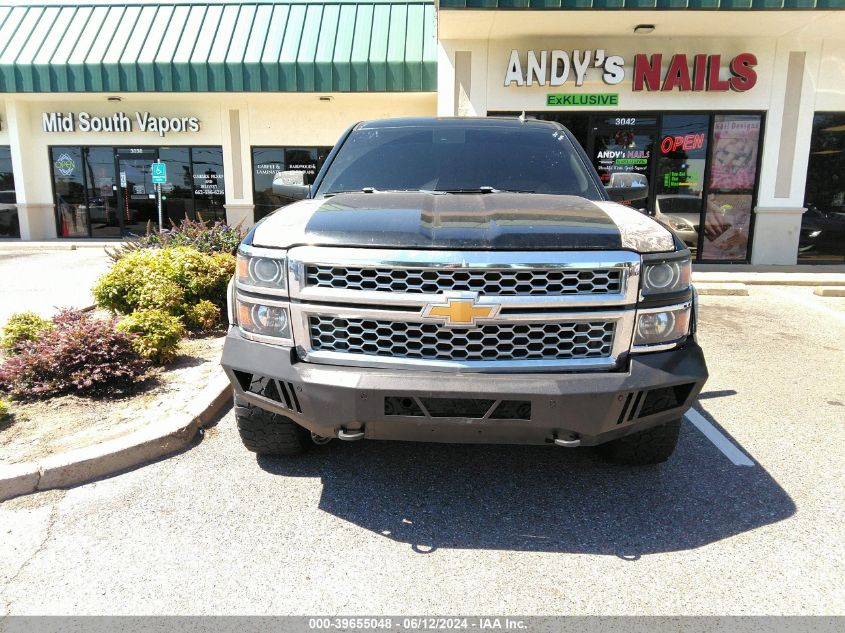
[604,176,648,202]
[605,174,649,203]
[272,170,310,200]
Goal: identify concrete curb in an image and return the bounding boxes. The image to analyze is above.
[814,286,845,297]
[692,272,845,286]
[0,371,232,502]
[695,282,749,296]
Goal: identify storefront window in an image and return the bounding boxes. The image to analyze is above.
[52,147,88,238]
[52,146,226,237]
[0,146,19,238]
[654,115,710,255]
[159,147,194,224]
[488,111,764,262]
[800,112,845,263]
[252,146,332,221]
[192,147,226,222]
[701,115,761,261]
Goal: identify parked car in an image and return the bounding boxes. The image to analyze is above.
[0,189,19,237]
[654,194,702,250]
[799,204,845,260]
[222,118,708,465]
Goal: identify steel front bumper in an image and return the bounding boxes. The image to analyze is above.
[221,329,708,446]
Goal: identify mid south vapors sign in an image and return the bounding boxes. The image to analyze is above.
[504,50,758,104]
[42,112,200,137]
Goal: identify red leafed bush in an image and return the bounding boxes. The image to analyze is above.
[0,309,149,398]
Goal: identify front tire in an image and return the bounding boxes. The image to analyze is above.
[235,400,311,455]
[597,418,682,465]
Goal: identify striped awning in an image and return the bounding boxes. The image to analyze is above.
[439,0,843,7]
[0,1,437,93]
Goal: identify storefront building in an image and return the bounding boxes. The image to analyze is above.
[1,0,844,264]
[0,1,438,240]
[436,2,845,263]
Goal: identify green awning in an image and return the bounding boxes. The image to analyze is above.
[440,0,843,7]
[0,1,437,93]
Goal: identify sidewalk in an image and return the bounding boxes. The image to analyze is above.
[0,239,120,251]
[692,263,845,286]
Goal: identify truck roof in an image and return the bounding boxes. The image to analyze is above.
[354,117,564,131]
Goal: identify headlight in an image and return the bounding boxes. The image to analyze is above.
[632,303,691,351]
[641,258,691,296]
[236,296,293,344]
[236,246,288,296]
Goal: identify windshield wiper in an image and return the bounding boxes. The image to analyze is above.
[324,187,380,197]
[436,186,498,194]
[435,186,536,194]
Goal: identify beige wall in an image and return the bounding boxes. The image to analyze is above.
[2,92,436,238]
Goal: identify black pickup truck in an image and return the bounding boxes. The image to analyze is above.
[221,117,707,465]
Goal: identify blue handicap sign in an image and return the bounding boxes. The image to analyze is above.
[151,162,167,184]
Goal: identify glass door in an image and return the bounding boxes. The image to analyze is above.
[84,147,119,238]
[116,148,159,235]
[588,114,658,212]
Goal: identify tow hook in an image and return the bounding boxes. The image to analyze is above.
[311,432,332,445]
[337,428,365,441]
[554,434,581,448]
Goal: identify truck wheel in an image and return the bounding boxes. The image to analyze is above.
[235,402,311,455]
[234,380,311,455]
[597,418,682,465]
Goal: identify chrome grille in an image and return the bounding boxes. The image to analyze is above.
[308,316,616,362]
[304,265,622,296]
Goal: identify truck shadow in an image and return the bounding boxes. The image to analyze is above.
[257,406,795,557]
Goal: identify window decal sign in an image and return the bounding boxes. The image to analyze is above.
[54,153,76,177]
[547,93,619,107]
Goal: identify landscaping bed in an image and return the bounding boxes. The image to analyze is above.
[0,330,225,466]
[0,219,243,470]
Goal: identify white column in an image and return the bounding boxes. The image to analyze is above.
[221,103,254,229]
[751,39,821,265]
[6,100,57,240]
[437,40,489,117]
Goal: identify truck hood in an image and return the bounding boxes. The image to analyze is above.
[250,191,676,253]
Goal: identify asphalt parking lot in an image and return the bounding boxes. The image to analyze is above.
[1,284,844,616]
[0,248,112,325]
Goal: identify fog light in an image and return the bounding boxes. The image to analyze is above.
[253,304,288,331]
[236,297,293,344]
[638,311,675,341]
[633,303,691,350]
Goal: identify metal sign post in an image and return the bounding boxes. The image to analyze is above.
[151,160,167,232]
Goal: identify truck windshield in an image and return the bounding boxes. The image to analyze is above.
[315,124,602,199]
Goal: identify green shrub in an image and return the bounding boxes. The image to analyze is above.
[0,397,9,418]
[0,309,148,398]
[94,246,234,329]
[118,310,185,365]
[107,217,245,261]
[1,312,54,355]
[184,300,221,331]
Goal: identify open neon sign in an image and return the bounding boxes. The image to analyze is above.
[660,133,706,154]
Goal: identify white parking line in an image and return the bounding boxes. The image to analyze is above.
[685,408,755,467]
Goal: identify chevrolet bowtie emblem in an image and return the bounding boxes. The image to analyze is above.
[423,298,500,327]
